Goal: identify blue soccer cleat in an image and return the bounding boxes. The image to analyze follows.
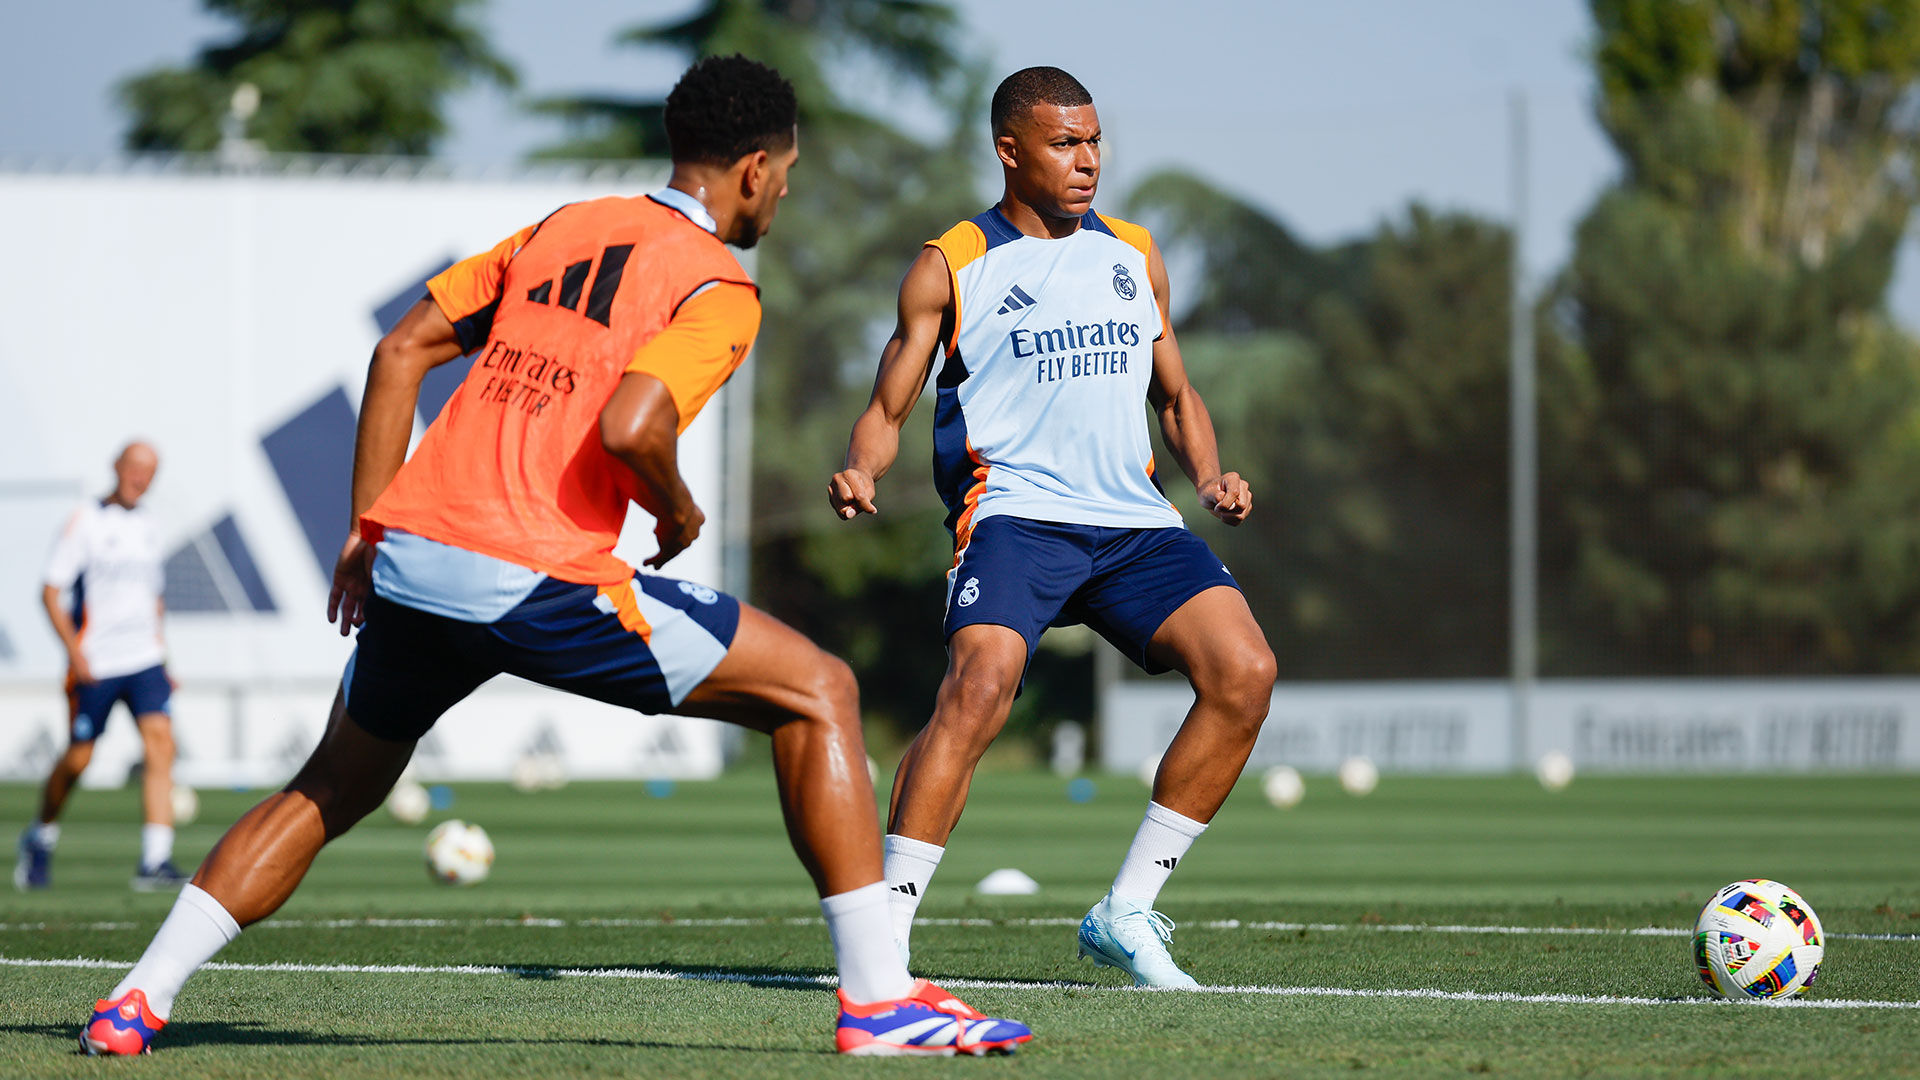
[81,989,165,1056]
[1078,891,1201,988]
[835,978,1032,1056]
[13,829,49,891]
[131,860,187,892]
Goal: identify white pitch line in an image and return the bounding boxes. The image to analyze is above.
[3,916,1913,942]
[1,954,1914,1011]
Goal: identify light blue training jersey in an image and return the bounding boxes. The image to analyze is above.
[927,206,1181,546]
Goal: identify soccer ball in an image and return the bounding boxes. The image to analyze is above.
[1693,879,1824,1000]
[1137,751,1162,789]
[424,820,494,886]
[169,785,199,826]
[1534,750,1575,791]
[1261,765,1304,808]
[387,780,430,825]
[1338,756,1378,796]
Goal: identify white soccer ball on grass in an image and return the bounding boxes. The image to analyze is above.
[425,820,494,886]
[169,784,199,826]
[387,779,431,825]
[1137,751,1162,790]
[1261,765,1304,808]
[1337,756,1378,796]
[1535,750,1575,791]
[1693,879,1824,1000]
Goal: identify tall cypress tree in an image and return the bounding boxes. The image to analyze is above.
[1545,0,1920,674]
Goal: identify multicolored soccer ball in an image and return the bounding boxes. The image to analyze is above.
[424,820,494,886]
[1693,879,1823,1000]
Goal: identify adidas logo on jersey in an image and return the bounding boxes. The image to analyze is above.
[996,285,1037,314]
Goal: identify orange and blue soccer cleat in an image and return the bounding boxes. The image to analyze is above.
[835,978,1032,1056]
[80,989,164,1056]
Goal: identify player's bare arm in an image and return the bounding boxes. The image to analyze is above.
[600,372,703,568]
[328,298,468,635]
[1143,240,1251,526]
[830,246,953,519]
[40,583,90,683]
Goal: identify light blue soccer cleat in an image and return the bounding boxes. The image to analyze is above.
[1077,891,1201,988]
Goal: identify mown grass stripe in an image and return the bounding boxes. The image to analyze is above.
[4,954,1914,1010]
[2,916,1911,942]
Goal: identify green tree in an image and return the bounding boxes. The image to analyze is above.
[1544,0,1920,673]
[538,1,991,730]
[1131,173,1519,677]
[119,0,515,155]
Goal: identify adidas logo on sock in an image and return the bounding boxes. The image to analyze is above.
[1154,857,1180,870]
[890,882,919,897]
[996,284,1037,314]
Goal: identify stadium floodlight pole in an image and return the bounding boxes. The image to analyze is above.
[1507,87,1537,772]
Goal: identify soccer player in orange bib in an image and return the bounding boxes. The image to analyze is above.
[80,56,1029,1059]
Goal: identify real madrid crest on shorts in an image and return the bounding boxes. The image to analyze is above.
[1111,263,1137,301]
[956,576,981,607]
[677,580,720,605]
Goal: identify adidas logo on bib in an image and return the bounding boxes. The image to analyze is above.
[996,285,1037,314]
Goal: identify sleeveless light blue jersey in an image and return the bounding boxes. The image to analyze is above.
[927,207,1181,547]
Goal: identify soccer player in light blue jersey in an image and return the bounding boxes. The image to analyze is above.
[830,66,1276,988]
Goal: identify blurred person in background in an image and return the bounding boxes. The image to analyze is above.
[16,441,184,893]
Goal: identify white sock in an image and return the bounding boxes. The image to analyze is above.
[109,883,241,1020]
[29,820,59,849]
[140,824,174,871]
[882,834,944,946]
[820,881,916,1005]
[1109,801,1208,904]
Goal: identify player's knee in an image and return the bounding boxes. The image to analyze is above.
[61,741,95,773]
[935,668,1018,741]
[141,719,175,757]
[798,651,861,728]
[289,741,385,825]
[1195,641,1276,730]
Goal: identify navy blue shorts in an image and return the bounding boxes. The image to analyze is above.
[944,517,1239,674]
[69,664,171,743]
[344,573,741,743]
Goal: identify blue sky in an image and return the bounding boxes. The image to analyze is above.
[0,1,1607,275]
[8,0,1915,312]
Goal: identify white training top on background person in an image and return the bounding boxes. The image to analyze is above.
[43,500,166,679]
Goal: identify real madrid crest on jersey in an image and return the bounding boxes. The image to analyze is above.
[1111,263,1138,301]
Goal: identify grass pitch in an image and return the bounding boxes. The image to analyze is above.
[1,767,1916,1078]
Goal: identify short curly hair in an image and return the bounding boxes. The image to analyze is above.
[664,55,798,166]
[990,66,1093,137]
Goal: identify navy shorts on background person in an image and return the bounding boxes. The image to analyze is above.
[943,516,1239,673]
[344,572,741,742]
[69,664,172,742]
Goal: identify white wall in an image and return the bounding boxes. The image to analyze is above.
[1102,678,1920,773]
[0,163,739,783]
